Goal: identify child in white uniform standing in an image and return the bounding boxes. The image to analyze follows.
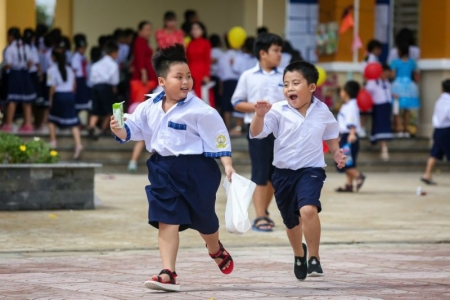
[110,44,235,292]
[71,35,90,112]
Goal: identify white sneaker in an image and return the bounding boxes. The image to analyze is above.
[128,161,137,172]
[49,140,57,149]
[381,150,390,161]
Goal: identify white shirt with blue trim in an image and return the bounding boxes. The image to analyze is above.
[433,92,450,128]
[365,79,392,105]
[116,91,232,158]
[251,97,339,169]
[218,49,239,81]
[4,41,32,70]
[71,52,86,78]
[337,99,361,134]
[89,55,119,86]
[47,65,75,92]
[231,64,285,124]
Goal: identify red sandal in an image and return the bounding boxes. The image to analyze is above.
[144,269,180,292]
[208,240,234,275]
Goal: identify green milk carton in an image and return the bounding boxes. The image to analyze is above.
[112,101,125,128]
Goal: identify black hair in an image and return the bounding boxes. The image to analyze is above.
[382,63,391,71]
[152,43,188,78]
[23,28,34,45]
[73,33,87,49]
[90,46,102,63]
[189,21,207,38]
[397,42,409,58]
[243,37,255,54]
[184,9,197,22]
[282,40,293,54]
[104,41,119,55]
[49,28,62,46]
[343,80,360,99]
[164,11,176,22]
[52,49,67,82]
[35,24,48,37]
[395,28,415,47]
[124,28,135,37]
[290,50,303,64]
[113,28,124,40]
[283,61,319,85]
[254,33,283,60]
[60,36,71,51]
[138,20,151,31]
[98,35,109,49]
[7,27,21,40]
[209,34,222,48]
[442,79,450,93]
[257,26,269,35]
[366,39,382,52]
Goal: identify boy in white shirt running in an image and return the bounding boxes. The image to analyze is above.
[250,61,346,280]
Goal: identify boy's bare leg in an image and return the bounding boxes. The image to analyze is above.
[422,157,437,181]
[22,103,33,126]
[6,102,17,125]
[300,205,321,260]
[153,223,179,281]
[200,231,232,270]
[48,122,57,143]
[286,221,305,257]
[101,114,112,131]
[253,183,274,228]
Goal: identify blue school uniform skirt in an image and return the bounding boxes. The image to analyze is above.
[0,70,8,105]
[75,77,91,111]
[145,153,221,234]
[36,72,50,107]
[222,80,238,113]
[29,71,41,103]
[91,84,116,116]
[48,92,79,128]
[391,77,420,109]
[6,69,36,103]
[370,102,393,144]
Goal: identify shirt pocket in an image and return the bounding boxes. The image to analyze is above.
[300,122,326,147]
[166,121,187,145]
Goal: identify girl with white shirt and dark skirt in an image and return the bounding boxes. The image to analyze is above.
[365,63,394,161]
[421,79,450,185]
[1,27,36,133]
[47,49,83,159]
[71,35,90,112]
[23,29,42,114]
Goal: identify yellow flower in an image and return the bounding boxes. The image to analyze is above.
[50,150,58,157]
[19,145,26,152]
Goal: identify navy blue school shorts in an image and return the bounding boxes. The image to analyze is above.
[271,167,325,229]
[430,127,450,161]
[247,125,275,185]
[145,153,221,234]
[337,133,360,172]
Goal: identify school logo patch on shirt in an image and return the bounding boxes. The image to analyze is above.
[216,134,227,149]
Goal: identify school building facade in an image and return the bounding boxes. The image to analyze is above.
[1,0,449,137]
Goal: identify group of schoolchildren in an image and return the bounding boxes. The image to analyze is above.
[0,25,123,159]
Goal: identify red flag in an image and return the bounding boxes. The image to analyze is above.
[339,6,354,34]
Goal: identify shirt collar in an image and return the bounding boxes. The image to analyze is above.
[253,64,280,74]
[149,90,192,106]
[283,96,317,114]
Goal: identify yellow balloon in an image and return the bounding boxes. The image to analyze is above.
[316,66,327,87]
[184,36,191,47]
[227,26,247,49]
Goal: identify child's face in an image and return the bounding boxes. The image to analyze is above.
[373,47,382,56]
[110,51,119,60]
[340,89,350,101]
[260,44,282,68]
[158,63,193,101]
[381,69,390,79]
[283,71,316,110]
[190,24,203,39]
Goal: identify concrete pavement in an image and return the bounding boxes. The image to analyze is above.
[0,172,449,299]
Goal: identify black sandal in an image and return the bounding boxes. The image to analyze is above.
[144,269,180,292]
[336,184,353,192]
[356,174,366,192]
[421,177,437,185]
[252,216,274,232]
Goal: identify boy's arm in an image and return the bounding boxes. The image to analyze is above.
[111,102,146,143]
[219,156,235,182]
[325,138,346,169]
[231,73,255,113]
[249,101,274,138]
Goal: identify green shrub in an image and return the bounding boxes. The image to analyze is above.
[0,133,59,164]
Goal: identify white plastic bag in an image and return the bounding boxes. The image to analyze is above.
[223,173,256,235]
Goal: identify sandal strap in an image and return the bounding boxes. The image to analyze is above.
[217,254,233,270]
[158,269,177,284]
[208,240,226,259]
[253,216,272,225]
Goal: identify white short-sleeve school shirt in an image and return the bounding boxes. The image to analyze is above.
[232,52,258,76]
[211,47,224,77]
[365,79,392,105]
[89,55,119,86]
[28,45,40,73]
[218,49,239,81]
[4,41,30,70]
[337,99,361,134]
[47,65,75,92]
[71,52,86,78]
[117,91,232,157]
[250,97,339,169]
[433,92,450,128]
[231,65,285,124]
